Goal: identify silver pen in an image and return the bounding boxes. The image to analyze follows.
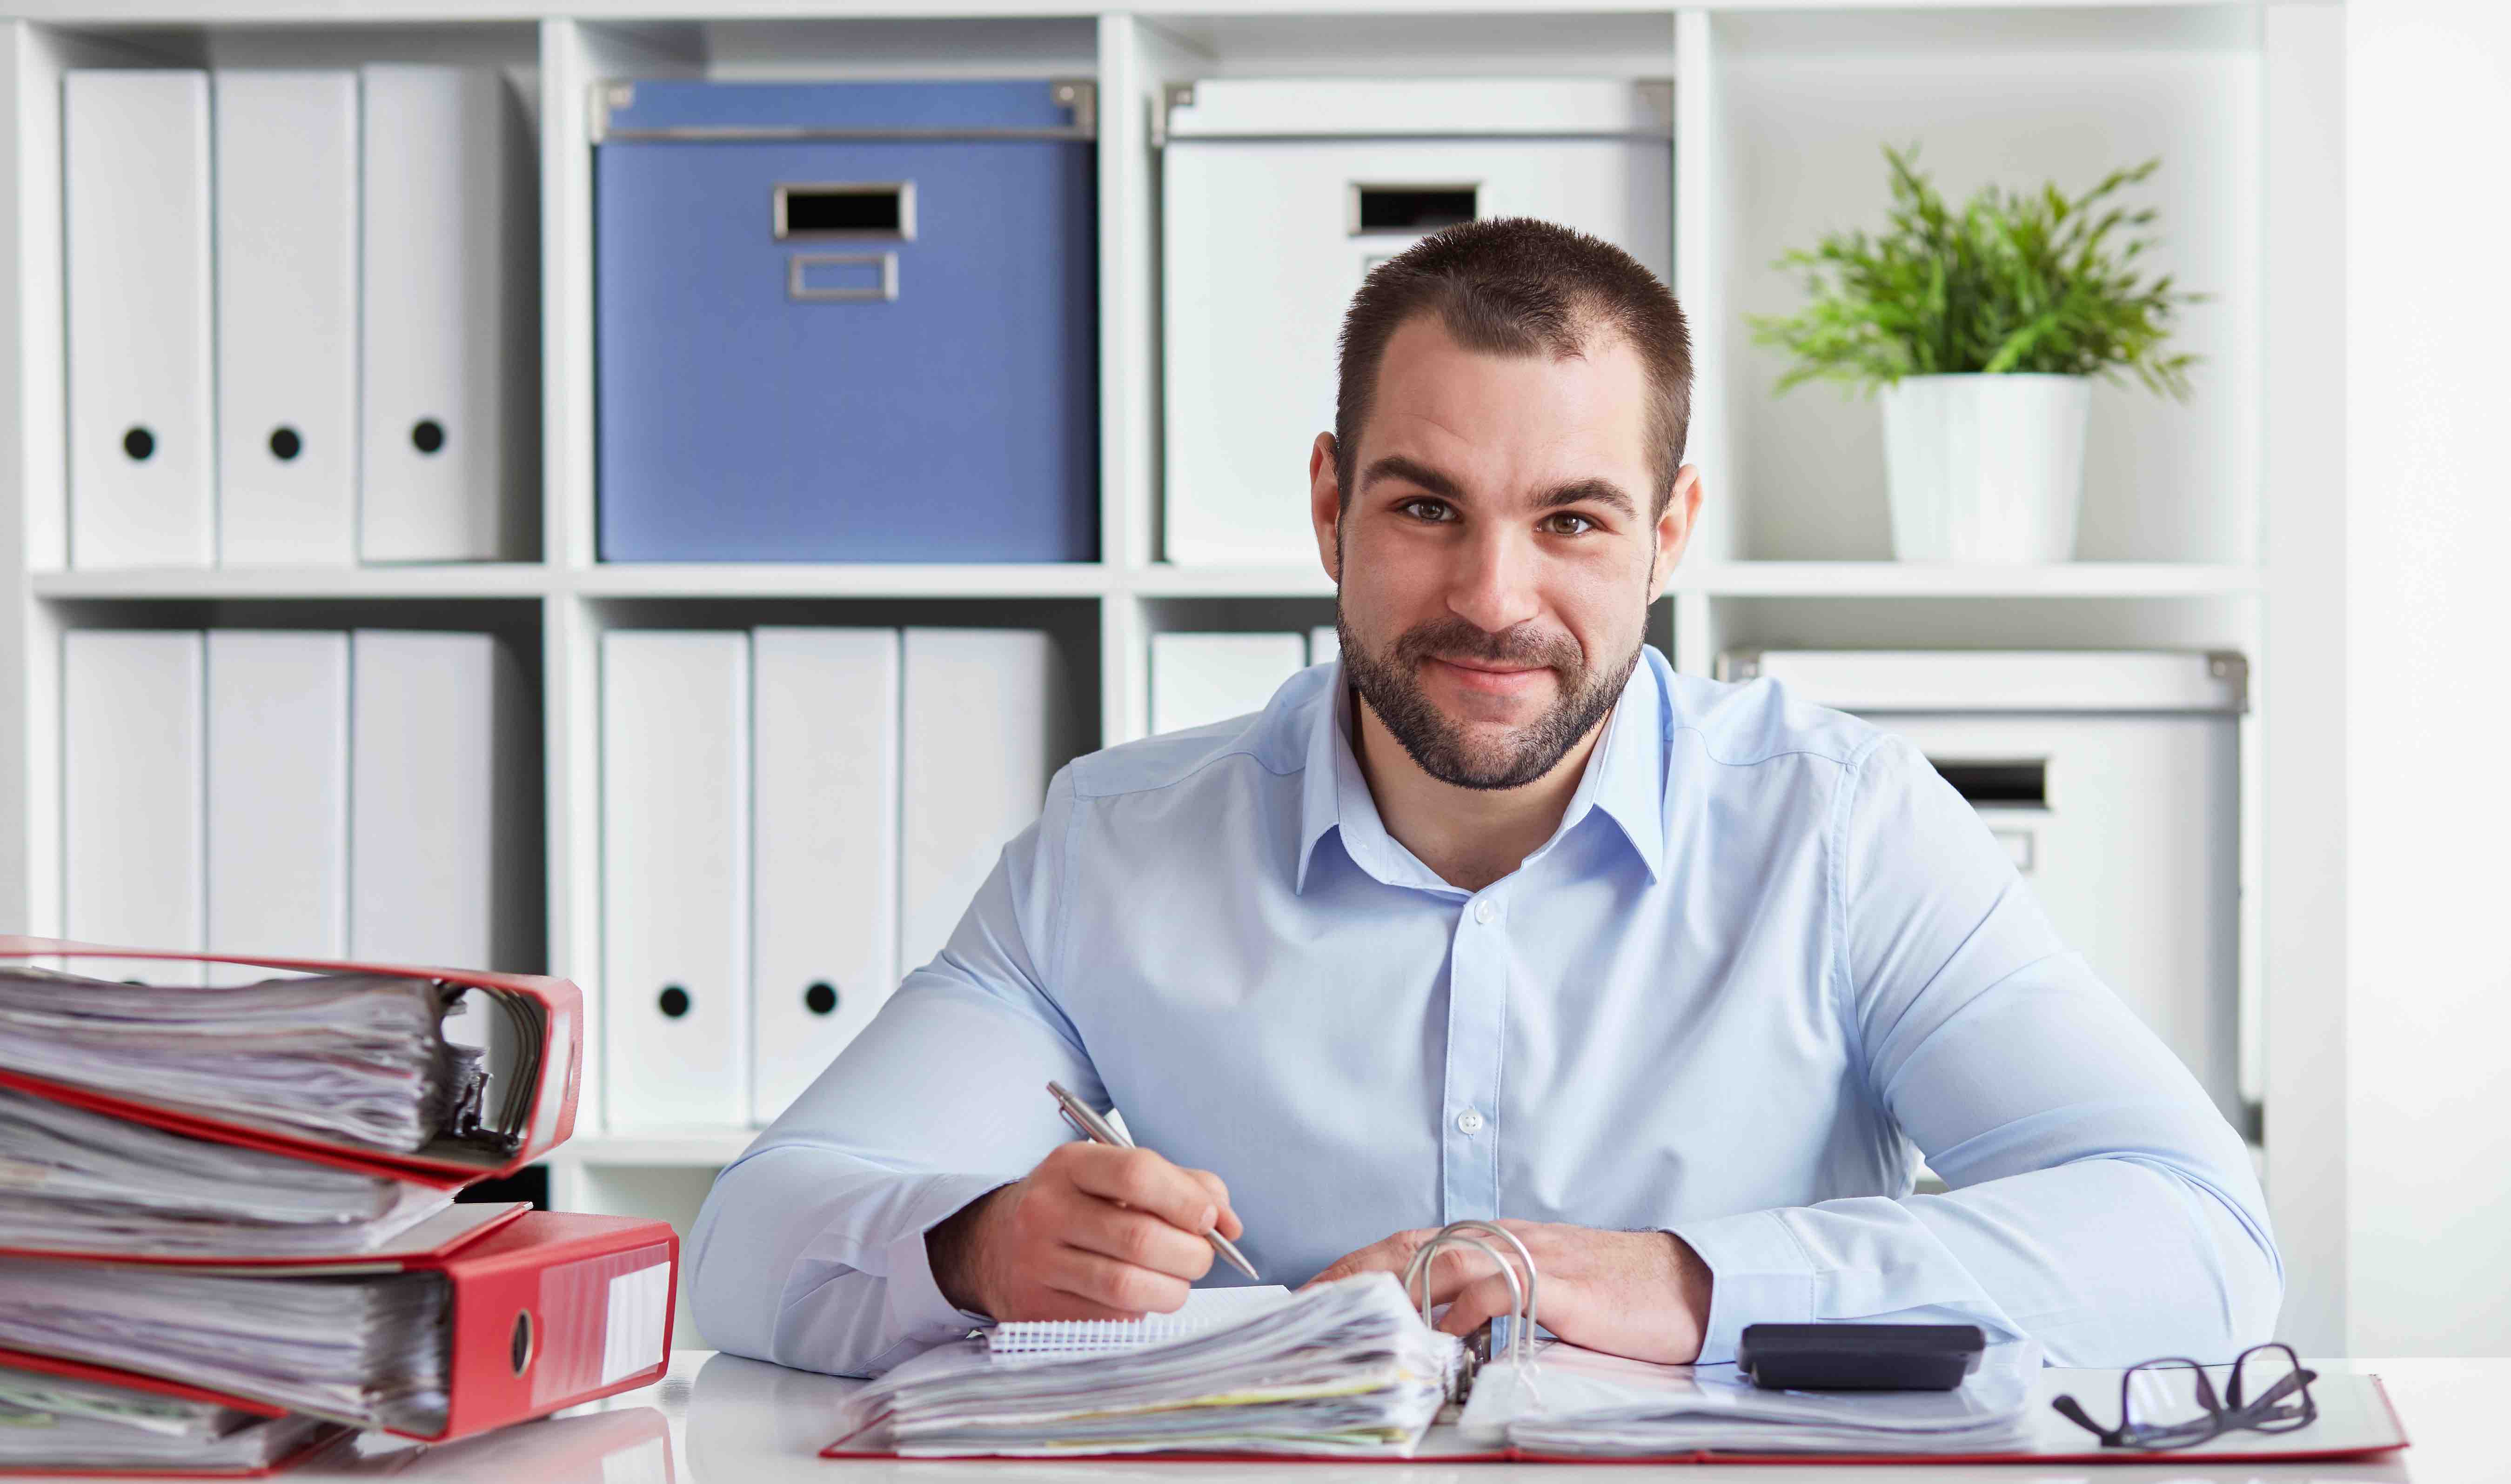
[1046,1080,1261,1281]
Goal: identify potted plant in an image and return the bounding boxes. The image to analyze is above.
[1749,145,2201,563]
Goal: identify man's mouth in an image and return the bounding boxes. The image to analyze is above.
[1426,655,1552,696]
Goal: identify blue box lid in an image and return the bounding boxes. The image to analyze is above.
[596,78,1090,140]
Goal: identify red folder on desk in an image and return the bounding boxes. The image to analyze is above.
[0,1211,678,1446]
[0,936,581,1189]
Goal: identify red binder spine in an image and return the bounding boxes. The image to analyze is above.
[433,1215,678,1443]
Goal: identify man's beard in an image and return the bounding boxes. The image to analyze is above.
[1337,609,1642,791]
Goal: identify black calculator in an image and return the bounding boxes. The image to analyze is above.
[1737,1324,1989,1390]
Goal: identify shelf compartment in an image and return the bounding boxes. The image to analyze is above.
[1702,5,2263,566]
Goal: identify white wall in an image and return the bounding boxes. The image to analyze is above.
[2345,0,2511,1356]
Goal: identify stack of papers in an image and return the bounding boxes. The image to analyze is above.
[0,1363,346,1472]
[1463,1340,2039,1457]
[841,1273,1460,1457]
[0,1259,454,1433]
[0,1086,454,1257]
[0,966,515,1155]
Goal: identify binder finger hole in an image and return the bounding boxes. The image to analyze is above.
[510,1310,536,1376]
[658,984,691,1018]
[121,426,154,461]
[269,426,303,462]
[411,418,447,455]
[805,981,838,1016]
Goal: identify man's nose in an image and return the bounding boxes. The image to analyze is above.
[1445,524,1543,636]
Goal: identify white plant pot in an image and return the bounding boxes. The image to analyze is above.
[1879,373,2092,563]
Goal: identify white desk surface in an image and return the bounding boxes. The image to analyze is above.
[26,1352,2491,1483]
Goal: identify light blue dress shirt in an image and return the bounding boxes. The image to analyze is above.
[688,648,2280,1378]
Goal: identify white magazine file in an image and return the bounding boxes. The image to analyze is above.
[213,71,359,566]
[750,628,901,1124]
[602,630,751,1130]
[206,631,350,982]
[62,631,206,984]
[65,72,214,570]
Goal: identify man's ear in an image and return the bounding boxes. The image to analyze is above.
[1647,464,1705,602]
[1310,433,1344,584]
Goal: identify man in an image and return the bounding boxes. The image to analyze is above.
[687,219,2280,1377]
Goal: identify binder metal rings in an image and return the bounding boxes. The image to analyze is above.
[1402,1219,1542,1374]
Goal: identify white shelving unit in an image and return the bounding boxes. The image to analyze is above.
[0,2,2346,1352]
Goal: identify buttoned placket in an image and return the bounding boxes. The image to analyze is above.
[1440,889,1508,1226]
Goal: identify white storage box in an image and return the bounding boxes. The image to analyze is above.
[1718,649,2250,1128]
[1161,78,1673,566]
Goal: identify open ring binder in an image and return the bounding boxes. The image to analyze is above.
[1401,1219,1544,1401]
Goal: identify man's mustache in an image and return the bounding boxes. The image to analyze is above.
[1390,617,1580,671]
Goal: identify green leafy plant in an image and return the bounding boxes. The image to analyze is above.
[1748,145,2202,400]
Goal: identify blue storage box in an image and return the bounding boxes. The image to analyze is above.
[594,80,1098,563]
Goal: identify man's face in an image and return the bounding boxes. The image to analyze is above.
[1311,314,1699,790]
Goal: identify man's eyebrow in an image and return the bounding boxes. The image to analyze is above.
[1360,455,1467,502]
[1362,456,1641,521]
[1533,478,1640,520]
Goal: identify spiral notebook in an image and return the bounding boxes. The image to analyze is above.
[985,1285,1293,1355]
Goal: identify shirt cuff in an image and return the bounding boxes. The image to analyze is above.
[879,1176,1015,1350]
[1668,1209,1821,1365]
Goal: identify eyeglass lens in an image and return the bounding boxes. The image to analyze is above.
[2232,1344,2316,1431]
[2123,1357,2220,1440]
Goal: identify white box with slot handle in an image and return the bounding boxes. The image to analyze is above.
[1161,78,1672,566]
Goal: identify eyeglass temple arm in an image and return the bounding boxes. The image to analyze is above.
[2049,1393,2121,1444]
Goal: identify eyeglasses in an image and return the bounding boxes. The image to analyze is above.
[2051,1343,2318,1451]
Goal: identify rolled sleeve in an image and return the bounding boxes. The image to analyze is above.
[1669,1209,1819,1364]
[879,1178,1016,1350]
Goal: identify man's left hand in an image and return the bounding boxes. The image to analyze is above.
[1304,1219,1714,1364]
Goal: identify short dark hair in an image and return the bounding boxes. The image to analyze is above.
[1333,217,1693,515]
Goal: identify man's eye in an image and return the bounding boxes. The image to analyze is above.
[1399,498,1455,523]
[1543,513,1598,535]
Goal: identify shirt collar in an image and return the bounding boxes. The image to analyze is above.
[1294,650,1668,895]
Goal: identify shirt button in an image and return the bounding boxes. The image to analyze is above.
[1455,1108,1486,1135]
[1473,899,1496,926]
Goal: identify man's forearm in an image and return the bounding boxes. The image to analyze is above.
[1674,1154,2279,1368]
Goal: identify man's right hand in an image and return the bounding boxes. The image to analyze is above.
[926,1142,1245,1321]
